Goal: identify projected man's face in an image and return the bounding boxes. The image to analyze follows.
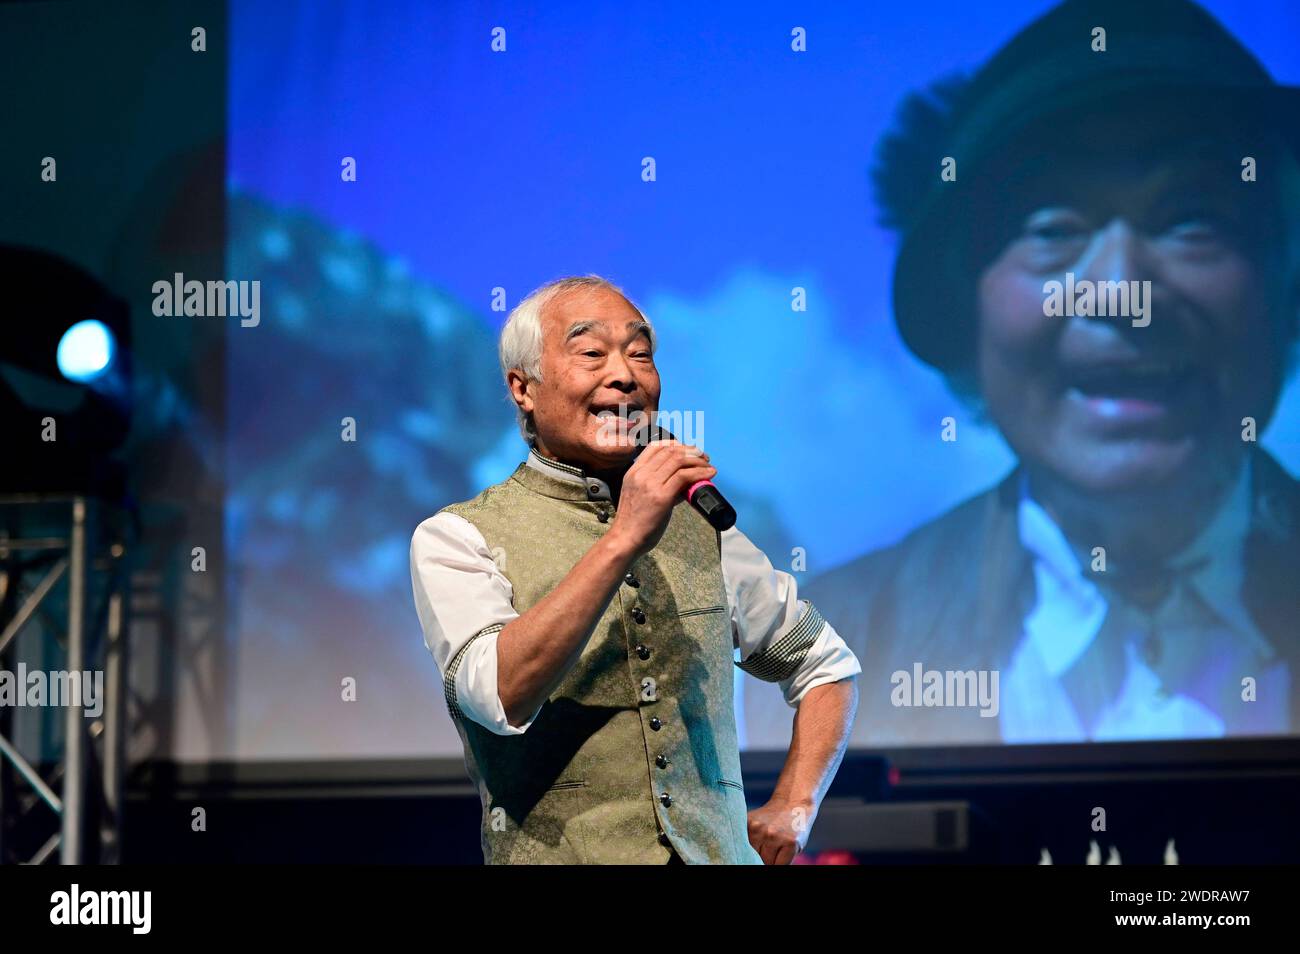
[973,107,1285,498]
[519,286,661,470]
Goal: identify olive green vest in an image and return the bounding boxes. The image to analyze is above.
[440,461,762,865]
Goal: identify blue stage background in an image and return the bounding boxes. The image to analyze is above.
[223,0,1300,759]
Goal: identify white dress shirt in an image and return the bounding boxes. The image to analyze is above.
[411,449,860,736]
[1000,455,1290,742]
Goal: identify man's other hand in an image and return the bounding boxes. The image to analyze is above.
[747,797,814,865]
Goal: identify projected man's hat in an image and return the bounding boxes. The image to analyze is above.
[883,0,1300,376]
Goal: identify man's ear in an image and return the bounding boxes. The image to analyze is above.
[505,368,534,415]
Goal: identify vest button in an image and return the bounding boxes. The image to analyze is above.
[660,792,673,808]
[649,717,663,731]
[596,507,610,523]
[655,754,669,769]
[631,607,647,624]
[636,644,651,660]
[624,572,640,588]
[658,831,672,847]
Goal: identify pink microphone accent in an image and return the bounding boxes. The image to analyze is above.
[686,479,715,501]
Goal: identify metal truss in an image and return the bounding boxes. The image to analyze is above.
[0,495,130,864]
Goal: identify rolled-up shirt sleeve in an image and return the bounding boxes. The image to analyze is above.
[722,526,861,707]
[410,511,540,735]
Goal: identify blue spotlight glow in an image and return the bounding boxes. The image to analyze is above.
[56,319,116,383]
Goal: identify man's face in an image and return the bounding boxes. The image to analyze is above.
[520,286,661,469]
[973,107,1286,497]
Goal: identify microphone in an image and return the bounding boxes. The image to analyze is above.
[685,478,738,532]
[635,422,737,532]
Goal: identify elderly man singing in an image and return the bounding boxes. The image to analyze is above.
[410,275,859,864]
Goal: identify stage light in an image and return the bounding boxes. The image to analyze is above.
[2,243,131,496]
[56,319,117,383]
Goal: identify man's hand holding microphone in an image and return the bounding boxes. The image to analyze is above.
[494,438,714,728]
[608,439,716,556]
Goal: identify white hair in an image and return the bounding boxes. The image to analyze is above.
[499,275,656,446]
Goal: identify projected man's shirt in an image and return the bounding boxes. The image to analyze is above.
[1002,457,1290,741]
